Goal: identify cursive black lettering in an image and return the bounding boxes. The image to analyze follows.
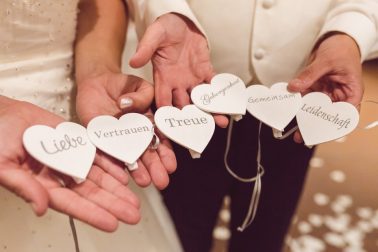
[200,78,241,105]
[301,104,352,130]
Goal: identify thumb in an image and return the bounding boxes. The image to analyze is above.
[204,70,216,84]
[129,23,165,68]
[288,59,328,93]
[0,166,49,216]
[118,81,154,114]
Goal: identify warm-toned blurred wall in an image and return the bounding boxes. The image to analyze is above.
[284,59,378,252]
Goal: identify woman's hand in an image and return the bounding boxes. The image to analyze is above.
[76,70,176,189]
[0,96,140,232]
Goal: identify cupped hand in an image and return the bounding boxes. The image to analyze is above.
[288,33,363,143]
[130,13,229,127]
[0,97,140,232]
[76,70,176,189]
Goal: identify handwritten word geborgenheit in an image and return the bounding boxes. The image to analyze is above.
[200,78,240,105]
[301,104,351,130]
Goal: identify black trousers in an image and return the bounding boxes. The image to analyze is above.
[162,114,314,252]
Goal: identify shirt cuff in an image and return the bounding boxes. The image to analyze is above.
[318,11,377,61]
[144,0,209,46]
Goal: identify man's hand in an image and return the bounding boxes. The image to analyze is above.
[130,13,229,127]
[0,97,140,232]
[288,33,363,143]
[76,70,176,189]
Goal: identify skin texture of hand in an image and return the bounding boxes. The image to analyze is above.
[288,33,363,143]
[76,71,176,189]
[129,13,229,127]
[0,96,140,232]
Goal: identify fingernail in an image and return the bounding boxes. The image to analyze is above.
[288,79,302,91]
[291,78,303,86]
[120,98,133,109]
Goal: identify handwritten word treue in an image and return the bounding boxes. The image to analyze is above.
[165,117,208,128]
[248,93,296,104]
[41,134,87,155]
[200,78,241,105]
[93,126,150,139]
[301,104,351,130]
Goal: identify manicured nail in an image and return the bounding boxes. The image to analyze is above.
[120,97,133,109]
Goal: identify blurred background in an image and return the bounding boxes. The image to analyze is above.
[210,59,378,252]
[123,23,378,252]
[283,60,378,252]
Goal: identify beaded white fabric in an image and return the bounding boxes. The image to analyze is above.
[0,1,79,251]
[0,0,77,120]
[0,1,182,251]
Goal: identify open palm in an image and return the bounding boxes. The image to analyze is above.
[0,97,140,232]
[130,13,228,127]
[76,71,176,189]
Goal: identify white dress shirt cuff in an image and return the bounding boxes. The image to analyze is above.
[318,11,377,61]
[128,0,209,48]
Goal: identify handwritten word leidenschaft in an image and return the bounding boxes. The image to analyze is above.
[301,104,351,130]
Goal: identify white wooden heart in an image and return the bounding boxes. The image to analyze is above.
[154,105,215,155]
[23,122,96,182]
[191,73,247,117]
[296,92,359,146]
[87,113,153,166]
[246,82,302,131]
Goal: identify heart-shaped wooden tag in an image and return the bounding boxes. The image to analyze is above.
[191,73,247,119]
[23,122,96,182]
[296,92,359,146]
[154,105,215,157]
[246,82,302,131]
[87,113,153,168]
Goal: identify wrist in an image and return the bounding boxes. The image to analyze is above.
[75,61,121,85]
[314,32,360,57]
[162,12,206,38]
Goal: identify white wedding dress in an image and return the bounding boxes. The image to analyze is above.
[0,1,182,251]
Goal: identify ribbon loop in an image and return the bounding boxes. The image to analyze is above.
[224,119,265,231]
